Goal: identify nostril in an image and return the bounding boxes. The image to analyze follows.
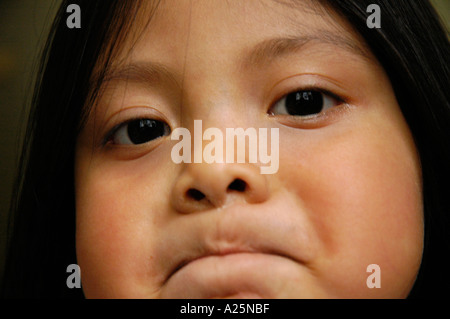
[186,188,206,201]
[228,178,247,192]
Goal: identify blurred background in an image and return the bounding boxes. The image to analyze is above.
[0,0,62,283]
[0,0,449,283]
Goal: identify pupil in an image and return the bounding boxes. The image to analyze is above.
[285,91,323,116]
[127,119,166,144]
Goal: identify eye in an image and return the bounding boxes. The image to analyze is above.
[270,90,340,117]
[109,119,170,145]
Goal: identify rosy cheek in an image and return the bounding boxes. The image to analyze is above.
[277,111,423,297]
[75,158,172,298]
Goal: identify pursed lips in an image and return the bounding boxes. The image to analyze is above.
[159,197,316,286]
[167,246,295,283]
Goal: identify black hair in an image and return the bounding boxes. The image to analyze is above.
[1,0,449,298]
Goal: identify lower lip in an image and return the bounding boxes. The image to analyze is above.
[161,252,299,299]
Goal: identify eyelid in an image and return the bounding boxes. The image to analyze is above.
[103,117,171,146]
[268,87,345,113]
[270,84,345,106]
[267,88,350,129]
[99,106,172,146]
[266,73,351,125]
[267,73,349,106]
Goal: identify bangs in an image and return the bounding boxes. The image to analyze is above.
[80,0,161,132]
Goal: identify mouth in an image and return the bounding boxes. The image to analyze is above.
[168,247,292,281]
[158,197,316,298]
[170,245,250,273]
[159,224,312,299]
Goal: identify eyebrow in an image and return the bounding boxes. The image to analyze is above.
[92,61,181,89]
[243,31,370,68]
[93,31,370,88]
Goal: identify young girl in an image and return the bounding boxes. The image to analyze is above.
[2,0,449,298]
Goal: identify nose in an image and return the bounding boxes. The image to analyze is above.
[170,162,269,213]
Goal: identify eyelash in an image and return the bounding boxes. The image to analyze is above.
[103,118,171,146]
[102,87,346,146]
[268,87,345,119]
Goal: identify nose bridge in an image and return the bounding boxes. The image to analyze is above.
[177,24,245,129]
[180,69,244,129]
[177,74,257,168]
[169,78,269,213]
[169,17,270,213]
[188,119,261,164]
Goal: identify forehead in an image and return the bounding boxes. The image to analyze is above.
[114,0,370,68]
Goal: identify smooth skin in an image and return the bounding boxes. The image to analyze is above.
[75,0,423,298]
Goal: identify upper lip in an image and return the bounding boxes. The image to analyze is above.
[160,200,313,284]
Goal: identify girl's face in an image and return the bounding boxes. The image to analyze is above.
[75,0,423,298]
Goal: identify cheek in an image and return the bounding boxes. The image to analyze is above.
[75,152,174,298]
[278,113,423,297]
